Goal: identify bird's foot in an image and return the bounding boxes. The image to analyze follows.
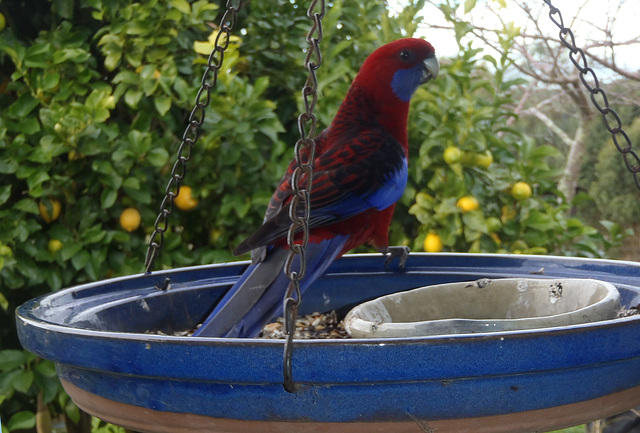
[382,246,410,270]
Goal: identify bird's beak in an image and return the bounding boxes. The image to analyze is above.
[421,55,439,84]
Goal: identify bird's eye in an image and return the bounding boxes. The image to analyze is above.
[399,50,414,62]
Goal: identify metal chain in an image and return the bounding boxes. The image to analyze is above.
[543,0,640,190]
[283,0,325,393]
[144,0,243,275]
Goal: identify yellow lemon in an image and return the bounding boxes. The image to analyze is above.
[475,150,493,169]
[0,13,5,32]
[443,147,463,165]
[48,239,63,254]
[423,232,443,253]
[456,196,479,213]
[39,198,62,223]
[120,208,141,232]
[175,186,199,211]
[511,182,532,201]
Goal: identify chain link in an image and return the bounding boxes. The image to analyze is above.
[144,0,243,274]
[283,0,325,393]
[543,0,640,190]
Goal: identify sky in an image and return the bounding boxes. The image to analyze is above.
[388,0,640,72]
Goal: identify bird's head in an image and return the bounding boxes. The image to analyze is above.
[355,38,439,104]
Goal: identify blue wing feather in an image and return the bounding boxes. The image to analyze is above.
[195,235,349,338]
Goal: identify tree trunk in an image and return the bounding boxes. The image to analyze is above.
[558,121,586,202]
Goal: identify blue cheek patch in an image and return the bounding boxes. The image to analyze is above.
[391,65,423,102]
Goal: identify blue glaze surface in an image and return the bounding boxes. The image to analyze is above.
[16,253,640,423]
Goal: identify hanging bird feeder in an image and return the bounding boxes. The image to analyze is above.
[15,0,640,432]
[16,254,640,432]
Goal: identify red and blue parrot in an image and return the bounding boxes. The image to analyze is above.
[195,38,438,338]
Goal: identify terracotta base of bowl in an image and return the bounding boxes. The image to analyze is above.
[62,379,640,433]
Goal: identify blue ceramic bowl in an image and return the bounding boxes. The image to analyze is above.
[16,253,640,433]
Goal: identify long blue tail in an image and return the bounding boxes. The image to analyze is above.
[194,235,349,338]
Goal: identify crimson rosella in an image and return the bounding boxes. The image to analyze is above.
[194,38,438,338]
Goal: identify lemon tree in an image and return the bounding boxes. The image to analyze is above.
[399,5,624,257]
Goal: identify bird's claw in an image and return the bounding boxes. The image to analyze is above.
[383,246,410,270]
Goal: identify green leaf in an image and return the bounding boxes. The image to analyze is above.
[82,225,107,244]
[65,400,81,424]
[0,292,8,311]
[53,0,74,19]
[100,188,118,209]
[0,159,19,174]
[71,250,91,271]
[27,170,50,193]
[125,20,153,36]
[154,95,172,116]
[0,370,21,394]
[35,360,57,378]
[47,225,74,242]
[105,51,122,71]
[46,269,64,292]
[12,370,34,393]
[123,177,140,190]
[11,116,41,135]
[23,43,51,68]
[0,350,34,370]
[0,185,11,205]
[504,21,521,39]
[462,211,487,234]
[124,89,143,108]
[42,72,61,91]
[15,198,39,214]
[146,147,169,167]
[525,211,556,231]
[8,94,40,118]
[60,242,83,261]
[92,160,113,174]
[464,0,477,14]
[435,197,459,216]
[8,411,36,431]
[170,0,191,14]
[35,371,61,404]
[53,48,91,64]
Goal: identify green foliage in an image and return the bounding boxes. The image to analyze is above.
[548,427,585,433]
[0,0,626,430]
[398,0,624,257]
[589,118,640,225]
[91,417,127,433]
[0,350,72,432]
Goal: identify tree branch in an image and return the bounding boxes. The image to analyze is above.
[521,106,575,148]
